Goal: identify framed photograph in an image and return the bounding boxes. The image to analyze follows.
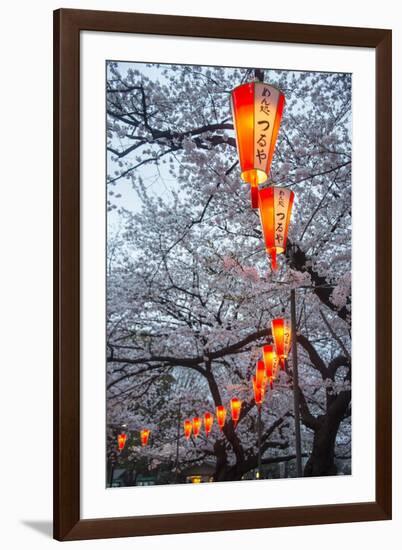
[54,8,392,541]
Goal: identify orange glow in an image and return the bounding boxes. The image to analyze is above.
[262,344,278,388]
[267,94,285,173]
[192,417,202,438]
[190,476,202,484]
[184,419,192,440]
[117,433,127,451]
[230,397,242,427]
[250,184,259,209]
[271,318,292,369]
[140,429,150,447]
[252,376,265,406]
[258,186,294,271]
[216,405,227,430]
[231,82,286,208]
[204,412,214,437]
[255,359,266,388]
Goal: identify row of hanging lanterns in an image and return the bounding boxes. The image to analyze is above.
[116,320,291,451]
[117,429,151,451]
[251,317,292,407]
[116,396,245,453]
[231,81,294,272]
[116,311,291,452]
[183,398,243,440]
[252,348,278,407]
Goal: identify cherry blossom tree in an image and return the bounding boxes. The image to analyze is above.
[106,61,352,483]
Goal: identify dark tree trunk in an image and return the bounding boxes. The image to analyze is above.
[303,385,351,477]
[304,415,341,476]
[213,439,245,481]
[213,438,228,481]
[215,465,244,482]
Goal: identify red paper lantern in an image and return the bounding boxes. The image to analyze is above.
[216,405,227,431]
[258,186,294,271]
[231,82,285,208]
[230,397,242,427]
[271,318,292,369]
[255,360,266,388]
[203,412,214,437]
[262,344,278,388]
[117,432,127,451]
[183,419,192,440]
[140,429,150,447]
[192,417,202,438]
[252,376,265,406]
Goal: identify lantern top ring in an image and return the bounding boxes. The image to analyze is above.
[231,81,284,95]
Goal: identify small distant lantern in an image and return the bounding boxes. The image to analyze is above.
[204,412,214,437]
[230,397,242,427]
[262,344,278,388]
[255,360,266,388]
[271,318,292,369]
[192,417,202,438]
[184,419,193,440]
[216,406,227,431]
[117,433,127,451]
[252,376,265,407]
[231,82,285,208]
[258,186,294,271]
[140,429,150,447]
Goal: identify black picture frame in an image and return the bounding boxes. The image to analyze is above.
[54,8,392,541]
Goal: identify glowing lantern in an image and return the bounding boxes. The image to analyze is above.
[216,406,227,431]
[117,433,127,451]
[231,82,285,208]
[192,417,202,438]
[204,412,214,437]
[230,397,242,427]
[262,344,278,388]
[271,318,292,369]
[258,186,294,271]
[140,429,150,447]
[252,376,265,406]
[255,360,266,388]
[184,419,192,440]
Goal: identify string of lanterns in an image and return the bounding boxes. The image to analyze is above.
[182,400,242,441]
[231,78,299,478]
[251,317,292,410]
[116,428,152,452]
[116,309,291,451]
[116,308,292,451]
[114,78,299,478]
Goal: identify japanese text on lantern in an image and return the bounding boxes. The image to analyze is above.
[254,84,279,172]
[274,187,288,249]
[283,323,291,352]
